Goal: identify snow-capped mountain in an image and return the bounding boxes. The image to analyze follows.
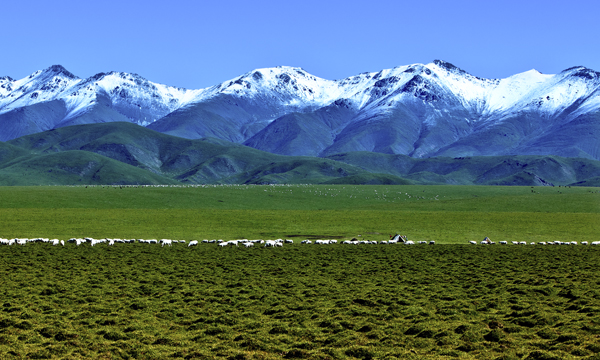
[0,65,201,141]
[1,62,599,160]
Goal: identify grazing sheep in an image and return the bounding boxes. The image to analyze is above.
[188,240,198,247]
[582,241,588,245]
[218,242,229,247]
[285,239,294,244]
[429,241,435,245]
[60,240,65,246]
[161,239,172,247]
[499,241,507,245]
[469,241,477,245]
[405,241,415,245]
[512,241,519,245]
[243,242,254,248]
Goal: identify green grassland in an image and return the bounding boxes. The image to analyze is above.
[0,185,597,243]
[1,243,600,359]
[0,185,599,359]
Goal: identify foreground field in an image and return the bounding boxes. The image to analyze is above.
[0,185,598,243]
[1,243,599,359]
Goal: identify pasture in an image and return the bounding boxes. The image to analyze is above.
[0,184,598,243]
[1,243,600,359]
[0,185,599,359]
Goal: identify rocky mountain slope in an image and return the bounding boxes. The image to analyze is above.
[1,62,599,160]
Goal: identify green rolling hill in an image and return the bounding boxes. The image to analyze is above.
[1,122,599,186]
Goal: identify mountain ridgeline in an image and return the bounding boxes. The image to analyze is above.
[1,61,599,161]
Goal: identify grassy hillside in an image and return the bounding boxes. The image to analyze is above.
[0,151,178,185]
[5,122,407,185]
[3,122,600,186]
[327,152,600,186]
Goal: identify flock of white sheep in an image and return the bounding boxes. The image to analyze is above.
[470,239,599,245]
[1,237,597,247]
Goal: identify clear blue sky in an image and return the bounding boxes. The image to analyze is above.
[2,0,599,89]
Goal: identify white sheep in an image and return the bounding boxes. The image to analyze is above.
[188,240,198,247]
[469,241,477,245]
[161,239,172,247]
[499,241,507,245]
[243,242,254,248]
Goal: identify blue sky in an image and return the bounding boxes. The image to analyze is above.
[2,0,599,89]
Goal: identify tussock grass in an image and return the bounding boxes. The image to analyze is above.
[0,244,599,359]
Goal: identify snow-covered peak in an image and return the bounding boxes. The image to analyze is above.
[0,65,83,113]
[201,65,341,106]
[482,69,553,112]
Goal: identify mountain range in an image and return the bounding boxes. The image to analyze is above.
[1,62,600,186]
[2,61,599,161]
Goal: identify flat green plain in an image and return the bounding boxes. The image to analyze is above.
[1,185,600,359]
[0,185,597,243]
